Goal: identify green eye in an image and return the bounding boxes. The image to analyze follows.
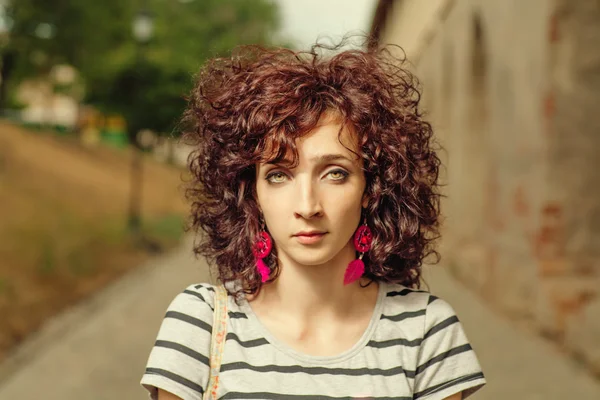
[328,169,349,181]
[266,172,287,183]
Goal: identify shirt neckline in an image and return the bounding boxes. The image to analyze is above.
[238,281,387,366]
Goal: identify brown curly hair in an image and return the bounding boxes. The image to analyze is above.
[182,38,442,298]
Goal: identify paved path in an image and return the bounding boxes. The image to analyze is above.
[0,235,599,399]
[421,267,600,400]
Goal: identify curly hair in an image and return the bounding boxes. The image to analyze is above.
[181,38,442,299]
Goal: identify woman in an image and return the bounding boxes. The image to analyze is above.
[141,40,486,400]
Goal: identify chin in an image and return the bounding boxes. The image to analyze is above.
[288,251,335,267]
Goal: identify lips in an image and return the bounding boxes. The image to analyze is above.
[293,231,327,237]
[293,231,327,245]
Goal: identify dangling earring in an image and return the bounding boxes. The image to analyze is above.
[253,220,272,283]
[344,216,372,285]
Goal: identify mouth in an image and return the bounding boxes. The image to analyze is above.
[293,231,328,244]
[293,230,327,237]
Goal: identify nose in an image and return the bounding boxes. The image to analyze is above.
[294,177,323,219]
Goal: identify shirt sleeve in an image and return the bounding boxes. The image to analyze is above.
[413,295,486,400]
[140,283,215,400]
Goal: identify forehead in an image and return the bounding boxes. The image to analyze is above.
[262,114,361,165]
[301,121,356,150]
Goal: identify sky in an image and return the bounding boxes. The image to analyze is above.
[274,0,377,50]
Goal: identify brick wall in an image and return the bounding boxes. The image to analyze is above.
[376,0,600,377]
[546,0,600,373]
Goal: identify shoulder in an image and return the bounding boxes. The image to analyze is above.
[393,285,487,399]
[383,282,435,310]
[385,282,454,306]
[170,282,217,311]
[140,283,217,399]
[383,283,459,329]
[161,283,218,334]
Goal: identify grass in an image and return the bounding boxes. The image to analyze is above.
[144,213,187,242]
[0,120,189,361]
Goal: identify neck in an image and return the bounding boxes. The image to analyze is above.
[253,241,377,323]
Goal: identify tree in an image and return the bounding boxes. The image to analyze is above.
[90,0,281,139]
[0,0,135,109]
[0,0,281,137]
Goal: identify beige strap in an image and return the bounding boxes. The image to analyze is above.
[204,285,228,400]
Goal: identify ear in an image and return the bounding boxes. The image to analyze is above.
[361,194,369,209]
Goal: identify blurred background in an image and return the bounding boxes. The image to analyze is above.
[0,0,598,399]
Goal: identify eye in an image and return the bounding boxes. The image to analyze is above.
[265,171,288,184]
[326,169,349,181]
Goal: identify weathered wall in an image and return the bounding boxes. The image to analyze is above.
[548,0,600,372]
[375,0,600,376]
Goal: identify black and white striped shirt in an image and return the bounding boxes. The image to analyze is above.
[141,282,486,399]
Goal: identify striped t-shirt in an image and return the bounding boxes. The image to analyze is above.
[141,281,486,399]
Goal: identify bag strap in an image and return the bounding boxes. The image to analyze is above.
[204,284,228,400]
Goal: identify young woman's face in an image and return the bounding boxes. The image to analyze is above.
[255,117,368,268]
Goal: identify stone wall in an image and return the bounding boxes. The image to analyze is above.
[373,0,600,376]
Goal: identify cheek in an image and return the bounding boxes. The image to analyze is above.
[256,180,273,208]
[325,190,364,223]
[328,180,366,209]
[256,183,291,230]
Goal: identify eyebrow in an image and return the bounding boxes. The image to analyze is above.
[310,153,354,163]
[266,153,354,166]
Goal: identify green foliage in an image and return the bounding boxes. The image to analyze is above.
[3,0,134,79]
[1,0,281,136]
[144,213,186,241]
[87,59,191,139]
[38,235,56,275]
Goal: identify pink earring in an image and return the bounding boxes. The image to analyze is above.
[253,228,272,283]
[344,217,372,285]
